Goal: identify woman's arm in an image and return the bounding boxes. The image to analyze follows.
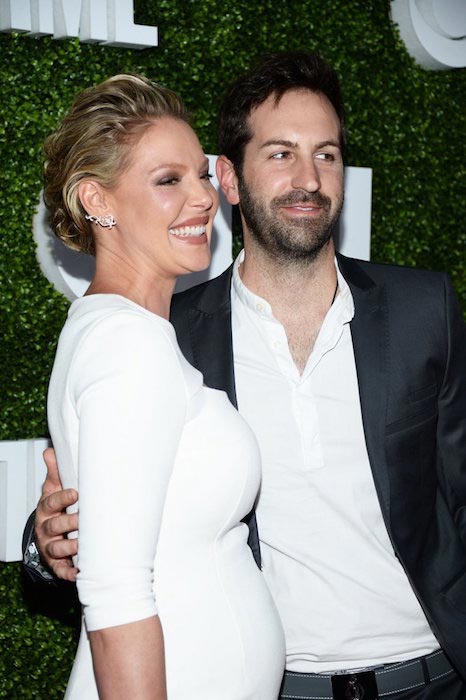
[70,312,187,697]
[90,616,166,699]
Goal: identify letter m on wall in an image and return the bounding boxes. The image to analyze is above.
[0,0,158,49]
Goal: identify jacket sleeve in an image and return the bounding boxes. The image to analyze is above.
[436,276,466,545]
[22,510,56,585]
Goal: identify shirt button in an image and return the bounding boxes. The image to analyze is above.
[256,303,263,312]
[273,340,280,349]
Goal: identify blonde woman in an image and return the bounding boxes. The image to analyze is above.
[44,74,285,699]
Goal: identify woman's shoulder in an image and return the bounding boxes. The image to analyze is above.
[67,294,176,349]
[63,294,201,392]
[56,294,178,375]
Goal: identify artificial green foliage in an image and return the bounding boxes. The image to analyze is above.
[0,0,465,694]
[0,565,79,698]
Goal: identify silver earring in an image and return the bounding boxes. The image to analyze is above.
[85,214,116,229]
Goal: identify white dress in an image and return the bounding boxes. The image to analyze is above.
[47,294,285,699]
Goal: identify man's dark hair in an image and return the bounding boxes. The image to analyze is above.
[218,51,347,175]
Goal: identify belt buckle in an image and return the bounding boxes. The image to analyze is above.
[331,670,378,699]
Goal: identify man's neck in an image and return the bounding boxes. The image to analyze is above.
[240,241,337,314]
[239,242,338,373]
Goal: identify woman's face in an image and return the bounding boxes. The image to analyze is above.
[104,117,218,279]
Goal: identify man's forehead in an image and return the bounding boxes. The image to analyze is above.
[247,89,340,142]
[250,87,331,112]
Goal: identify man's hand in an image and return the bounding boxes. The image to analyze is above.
[35,447,79,582]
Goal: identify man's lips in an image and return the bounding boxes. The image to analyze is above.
[280,204,324,216]
[273,192,331,215]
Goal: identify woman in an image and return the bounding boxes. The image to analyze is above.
[45,74,285,699]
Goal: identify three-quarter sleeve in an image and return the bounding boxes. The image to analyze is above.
[70,311,187,631]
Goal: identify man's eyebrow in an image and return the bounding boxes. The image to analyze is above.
[260,139,298,150]
[315,139,341,150]
[260,138,342,151]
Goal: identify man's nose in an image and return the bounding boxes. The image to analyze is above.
[290,158,321,192]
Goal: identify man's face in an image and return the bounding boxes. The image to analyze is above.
[237,89,344,263]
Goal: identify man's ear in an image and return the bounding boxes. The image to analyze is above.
[78,180,111,217]
[216,156,240,206]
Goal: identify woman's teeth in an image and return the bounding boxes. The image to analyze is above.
[168,225,206,237]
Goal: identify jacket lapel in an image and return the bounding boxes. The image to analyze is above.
[183,265,238,408]
[337,254,391,521]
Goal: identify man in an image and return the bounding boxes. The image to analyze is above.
[25,52,466,699]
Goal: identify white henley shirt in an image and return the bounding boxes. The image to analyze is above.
[231,251,439,673]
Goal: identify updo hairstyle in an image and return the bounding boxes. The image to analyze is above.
[43,74,187,255]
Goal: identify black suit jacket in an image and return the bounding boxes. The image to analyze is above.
[170,252,466,679]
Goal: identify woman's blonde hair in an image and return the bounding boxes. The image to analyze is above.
[43,74,187,255]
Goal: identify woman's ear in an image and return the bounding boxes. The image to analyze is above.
[216,156,240,206]
[78,180,110,217]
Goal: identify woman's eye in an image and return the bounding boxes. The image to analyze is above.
[158,176,179,186]
[201,172,213,181]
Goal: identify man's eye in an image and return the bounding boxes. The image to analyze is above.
[316,152,335,161]
[271,152,290,160]
[201,172,213,181]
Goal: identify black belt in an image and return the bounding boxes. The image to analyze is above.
[280,649,454,699]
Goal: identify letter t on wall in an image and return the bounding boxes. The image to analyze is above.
[0,0,31,31]
[105,0,158,49]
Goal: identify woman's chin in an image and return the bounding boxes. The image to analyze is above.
[178,249,212,277]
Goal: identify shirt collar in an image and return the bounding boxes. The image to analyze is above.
[232,250,273,318]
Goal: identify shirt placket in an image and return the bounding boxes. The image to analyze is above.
[258,316,325,472]
[289,303,349,473]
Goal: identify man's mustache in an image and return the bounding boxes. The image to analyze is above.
[272,191,331,209]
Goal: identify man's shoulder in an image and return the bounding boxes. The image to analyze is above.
[338,254,460,334]
[170,264,234,319]
[169,265,234,363]
[337,253,449,292]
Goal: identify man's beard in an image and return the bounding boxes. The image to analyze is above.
[237,176,343,265]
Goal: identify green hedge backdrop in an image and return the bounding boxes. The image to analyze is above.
[1,0,465,696]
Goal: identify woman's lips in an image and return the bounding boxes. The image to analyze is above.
[168,224,207,237]
[168,215,210,238]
